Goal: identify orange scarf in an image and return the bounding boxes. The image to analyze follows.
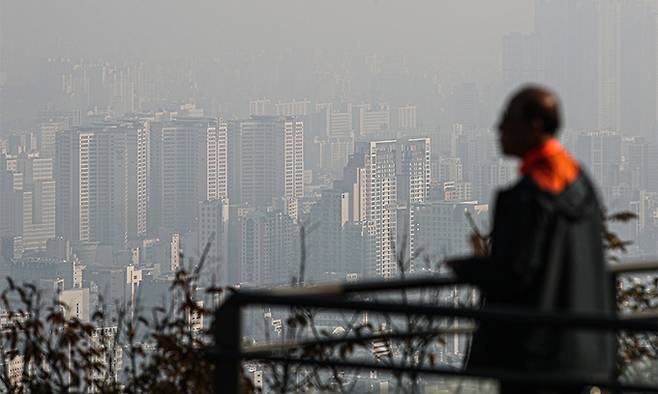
[520,138,580,193]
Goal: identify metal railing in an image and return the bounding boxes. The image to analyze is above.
[209,261,658,393]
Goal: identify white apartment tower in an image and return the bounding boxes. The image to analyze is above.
[346,138,431,278]
[364,140,398,278]
[126,121,149,239]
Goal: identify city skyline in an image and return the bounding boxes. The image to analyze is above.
[0,2,656,391]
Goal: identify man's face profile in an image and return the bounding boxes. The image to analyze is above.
[497,98,531,158]
[497,88,557,158]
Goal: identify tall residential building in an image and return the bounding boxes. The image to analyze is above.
[358,105,390,135]
[197,199,229,284]
[396,138,432,206]
[0,158,22,242]
[451,83,481,130]
[149,118,227,233]
[598,1,621,131]
[472,159,516,204]
[55,126,128,249]
[443,182,473,202]
[315,103,352,138]
[169,233,182,273]
[0,154,56,252]
[307,190,350,280]
[507,0,657,135]
[238,209,300,286]
[622,137,658,193]
[38,120,66,158]
[535,0,601,131]
[125,120,149,240]
[275,100,310,116]
[318,136,355,178]
[249,99,273,116]
[436,157,464,184]
[15,154,56,251]
[396,105,417,130]
[344,138,431,278]
[409,201,488,271]
[361,140,397,278]
[619,0,657,141]
[575,130,622,199]
[307,188,373,281]
[228,116,303,207]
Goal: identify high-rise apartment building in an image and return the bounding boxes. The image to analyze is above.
[237,209,299,286]
[315,103,352,138]
[276,100,310,116]
[358,105,390,135]
[396,105,417,130]
[0,154,56,252]
[16,155,56,251]
[397,138,432,206]
[343,138,431,278]
[318,136,355,178]
[622,136,658,193]
[619,0,657,141]
[228,116,303,207]
[409,201,487,271]
[249,99,273,116]
[197,199,229,283]
[472,159,516,204]
[575,130,622,199]
[38,120,65,159]
[149,118,227,233]
[443,181,473,202]
[307,190,350,280]
[504,0,657,136]
[436,157,464,184]
[125,121,149,240]
[55,124,136,249]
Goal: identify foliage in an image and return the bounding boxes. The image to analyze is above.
[0,255,220,393]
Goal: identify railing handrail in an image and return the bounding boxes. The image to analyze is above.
[607,259,658,274]
[225,290,657,332]
[263,275,461,296]
[211,265,658,393]
[236,260,657,297]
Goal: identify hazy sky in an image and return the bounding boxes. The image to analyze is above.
[2,0,534,81]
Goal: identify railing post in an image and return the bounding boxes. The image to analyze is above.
[213,295,241,394]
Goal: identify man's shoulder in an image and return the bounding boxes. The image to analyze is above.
[496,172,601,218]
[496,176,538,202]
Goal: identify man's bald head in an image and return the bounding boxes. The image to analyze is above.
[497,85,563,157]
[508,85,562,135]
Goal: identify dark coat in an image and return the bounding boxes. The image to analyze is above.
[452,172,616,380]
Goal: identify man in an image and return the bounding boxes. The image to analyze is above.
[448,86,616,393]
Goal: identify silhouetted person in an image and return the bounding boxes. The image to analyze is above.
[448,86,616,394]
